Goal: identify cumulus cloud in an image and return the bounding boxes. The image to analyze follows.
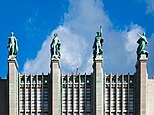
[23,35,51,74]
[124,24,144,64]
[54,26,87,73]
[23,0,109,74]
[23,0,146,75]
[103,25,143,75]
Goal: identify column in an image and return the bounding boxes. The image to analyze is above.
[135,54,148,115]
[51,59,61,115]
[8,59,19,115]
[93,57,103,115]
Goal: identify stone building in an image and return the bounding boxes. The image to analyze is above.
[0,28,154,115]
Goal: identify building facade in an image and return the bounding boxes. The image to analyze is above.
[0,28,154,115]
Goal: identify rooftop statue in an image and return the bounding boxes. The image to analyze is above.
[7,32,18,59]
[93,26,104,59]
[137,32,148,59]
[50,33,61,59]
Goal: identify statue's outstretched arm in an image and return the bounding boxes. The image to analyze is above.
[100,26,102,37]
[138,33,143,38]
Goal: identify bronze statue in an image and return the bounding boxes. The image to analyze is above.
[7,32,18,59]
[137,32,148,59]
[50,33,61,59]
[93,26,103,59]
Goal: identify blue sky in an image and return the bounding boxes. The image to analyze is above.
[0,0,154,78]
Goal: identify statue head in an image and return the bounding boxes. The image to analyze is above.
[96,32,100,36]
[142,32,145,36]
[10,32,14,36]
[54,33,58,37]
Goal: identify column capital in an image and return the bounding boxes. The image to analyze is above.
[94,57,103,62]
[51,58,60,62]
[139,54,148,61]
[136,54,148,69]
[8,58,18,69]
[50,58,60,68]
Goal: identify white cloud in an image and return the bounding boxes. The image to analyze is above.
[23,0,109,74]
[124,24,144,64]
[23,35,51,74]
[102,24,145,74]
[23,25,88,74]
[145,0,154,14]
[55,26,87,72]
[83,55,93,74]
[23,0,146,75]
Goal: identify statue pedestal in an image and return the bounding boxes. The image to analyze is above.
[8,55,16,60]
[135,54,148,115]
[8,58,19,115]
[92,57,103,115]
[50,59,61,115]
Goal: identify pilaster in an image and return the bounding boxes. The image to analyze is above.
[50,59,61,115]
[8,59,19,115]
[135,54,148,115]
[93,57,103,115]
